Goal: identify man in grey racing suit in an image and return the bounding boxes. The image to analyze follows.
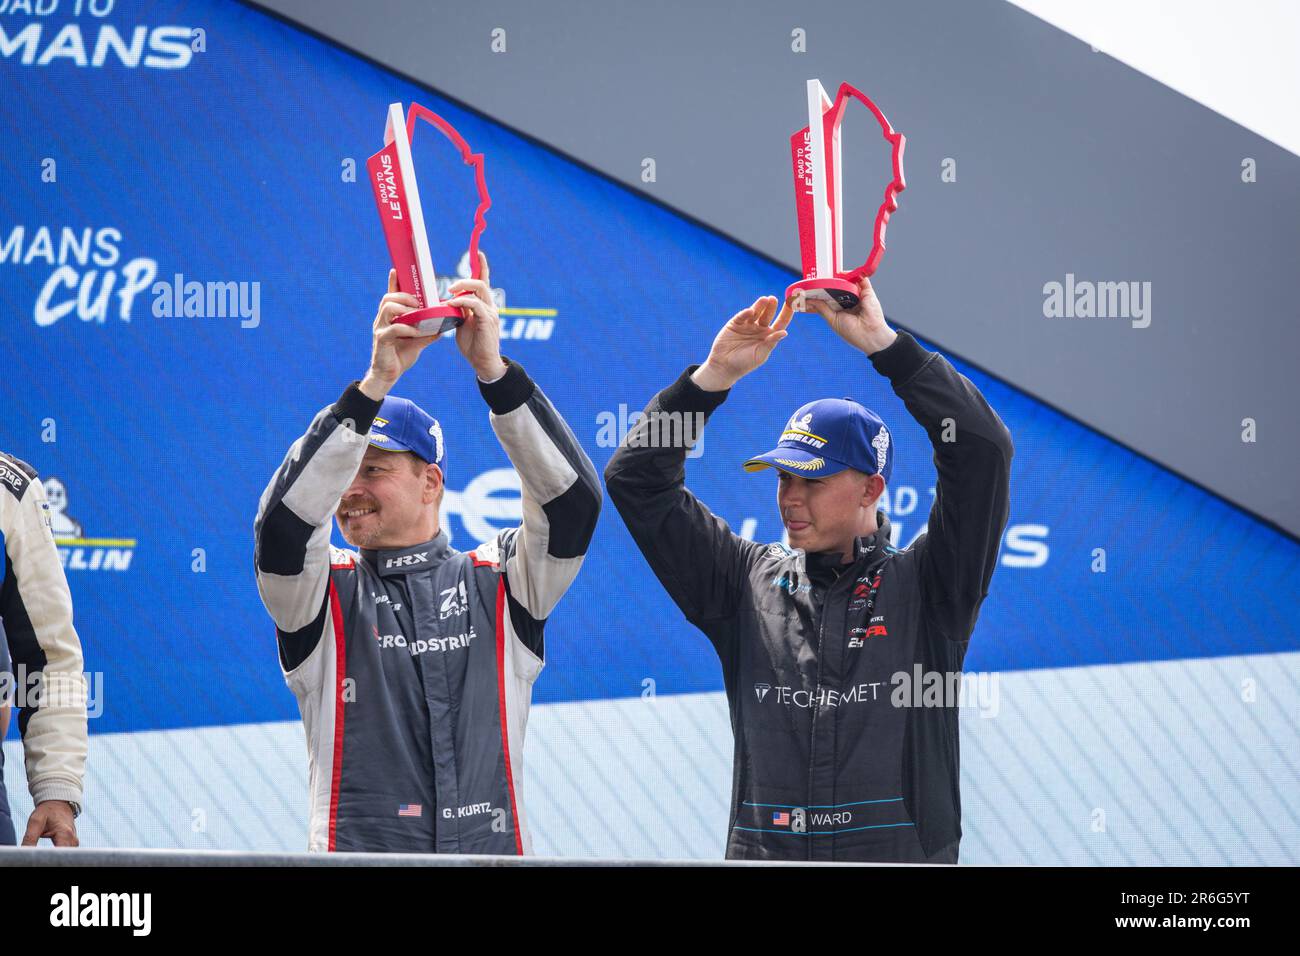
[255,258,600,853]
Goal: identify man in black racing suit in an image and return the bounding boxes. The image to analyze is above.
[605,278,1012,862]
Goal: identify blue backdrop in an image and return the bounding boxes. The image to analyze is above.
[3,0,1297,748]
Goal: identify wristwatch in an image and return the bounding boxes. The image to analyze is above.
[64,800,81,819]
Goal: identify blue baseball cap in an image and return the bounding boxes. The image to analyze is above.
[743,397,893,483]
[367,395,447,477]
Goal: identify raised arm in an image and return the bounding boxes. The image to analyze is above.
[444,256,600,643]
[254,270,437,669]
[808,278,1013,642]
[873,332,1012,641]
[477,359,601,622]
[253,385,378,666]
[604,296,791,640]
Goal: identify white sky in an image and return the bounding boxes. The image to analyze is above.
[1007,0,1300,156]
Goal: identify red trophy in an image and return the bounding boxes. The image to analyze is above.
[787,80,906,312]
[367,102,491,336]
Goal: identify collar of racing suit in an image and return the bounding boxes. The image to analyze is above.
[801,510,893,587]
[360,530,453,576]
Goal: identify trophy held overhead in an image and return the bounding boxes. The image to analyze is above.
[366,102,492,337]
[788,80,906,312]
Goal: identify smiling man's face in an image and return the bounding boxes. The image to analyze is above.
[337,446,442,550]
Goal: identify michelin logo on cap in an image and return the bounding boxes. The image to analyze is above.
[780,412,826,450]
[743,397,894,483]
[368,397,448,476]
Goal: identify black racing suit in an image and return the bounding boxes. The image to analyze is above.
[605,331,1013,862]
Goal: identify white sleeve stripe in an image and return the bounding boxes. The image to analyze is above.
[282,421,368,526]
[489,405,581,506]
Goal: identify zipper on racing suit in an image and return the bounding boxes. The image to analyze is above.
[805,549,888,860]
[805,563,852,861]
[807,589,827,862]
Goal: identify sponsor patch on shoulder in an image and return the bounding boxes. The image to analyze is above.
[329,545,357,569]
[766,542,793,558]
[0,460,31,501]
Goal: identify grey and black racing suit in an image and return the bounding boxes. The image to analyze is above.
[254,357,600,854]
[605,330,1013,862]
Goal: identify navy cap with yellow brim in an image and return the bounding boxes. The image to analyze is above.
[742,397,895,483]
[367,394,447,478]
